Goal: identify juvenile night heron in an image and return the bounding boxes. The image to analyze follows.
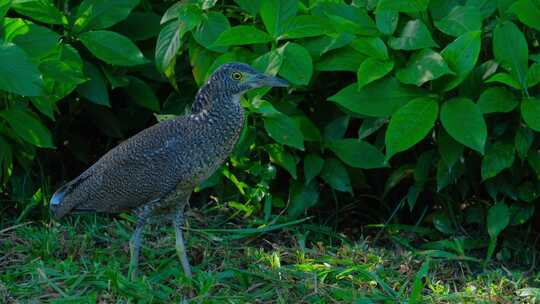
[49,63,288,279]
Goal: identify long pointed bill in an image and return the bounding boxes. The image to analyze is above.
[259,75,289,87]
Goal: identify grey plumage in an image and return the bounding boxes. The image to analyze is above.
[49,62,288,280]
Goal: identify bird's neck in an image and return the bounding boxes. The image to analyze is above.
[190,82,244,131]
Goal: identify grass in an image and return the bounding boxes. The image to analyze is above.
[1,208,540,303]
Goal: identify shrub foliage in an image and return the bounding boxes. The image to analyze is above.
[1,0,540,256]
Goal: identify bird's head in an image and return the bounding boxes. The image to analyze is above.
[207,62,288,95]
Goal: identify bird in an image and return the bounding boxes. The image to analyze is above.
[49,62,288,280]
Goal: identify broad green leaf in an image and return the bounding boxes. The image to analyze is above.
[288,180,319,219]
[267,144,297,179]
[493,21,528,88]
[39,44,86,87]
[80,30,148,66]
[467,0,498,19]
[279,15,329,40]
[376,0,429,13]
[433,211,455,234]
[509,0,540,31]
[329,78,426,117]
[327,139,386,169]
[358,118,386,139]
[155,20,182,73]
[441,98,487,154]
[386,98,439,159]
[263,113,304,150]
[29,96,54,119]
[193,12,230,52]
[324,116,349,141]
[125,76,160,112]
[477,87,518,113]
[436,159,464,191]
[521,98,540,132]
[357,58,394,90]
[11,0,66,25]
[0,107,53,148]
[320,158,352,193]
[73,0,139,32]
[486,72,522,89]
[76,61,109,107]
[9,21,60,60]
[0,43,43,96]
[515,127,534,159]
[304,154,324,184]
[213,25,272,46]
[526,63,540,88]
[315,47,366,72]
[0,0,11,23]
[350,37,389,60]
[481,141,515,180]
[487,202,509,239]
[439,31,481,91]
[396,49,454,86]
[301,33,355,59]
[278,42,312,86]
[375,10,398,36]
[434,5,482,37]
[389,20,439,50]
[115,12,161,41]
[233,0,261,16]
[438,129,464,168]
[260,0,298,38]
[294,115,320,142]
[312,3,378,36]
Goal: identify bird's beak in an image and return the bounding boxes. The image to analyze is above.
[252,74,289,88]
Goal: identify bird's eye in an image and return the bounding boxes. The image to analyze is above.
[231,72,242,80]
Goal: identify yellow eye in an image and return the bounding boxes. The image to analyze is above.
[231,72,242,80]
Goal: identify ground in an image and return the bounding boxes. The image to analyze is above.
[1,208,539,303]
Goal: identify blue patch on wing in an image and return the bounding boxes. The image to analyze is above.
[50,191,65,206]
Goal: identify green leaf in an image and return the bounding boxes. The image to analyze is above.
[327,139,386,169]
[433,211,455,234]
[515,127,534,159]
[357,58,394,90]
[315,47,366,72]
[304,154,324,184]
[434,5,482,37]
[509,0,540,31]
[260,0,298,38]
[350,37,389,60]
[481,141,515,180]
[312,3,378,36]
[477,87,518,114]
[233,0,261,16]
[526,63,540,88]
[396,49,454,86]
[441,98,487,154]
[288,180,319,219]
[328,78,426,117]
[358,118,386,139]
[389,19,439,50]
[521,98,540,132]
[278,42,312,86]
[0,43,43,96]
[125,76,160,112]
[320,158,352,193]
[279,15,329,40]
[263,113,304,150]
[155,20,182,74]
[0,107,53,148]
[294,115,320,142]
[0,0,10,23]
[267,144,297,179]
[193,12,230,52]
[486,72,522,89]
[376,0,429,13]
[375,10,398,36]
[529,150,540,178]
[213,25,272,46]
[79,30,148,66]
[11,0,66,25]
[39,44,86,87]
[386,98,439,159]
[76,61,109,107]
[439,31,481,91]
[73,0,139,32]
[493,21,528,88]
[438,129,464,168]
[324,116,349,141]
[487,202,510,239]
[9,21,60,60]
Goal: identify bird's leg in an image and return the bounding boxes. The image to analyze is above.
[173,203,192,278]
[128,214,148,281]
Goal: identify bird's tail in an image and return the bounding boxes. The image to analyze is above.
[49,173,91,219]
